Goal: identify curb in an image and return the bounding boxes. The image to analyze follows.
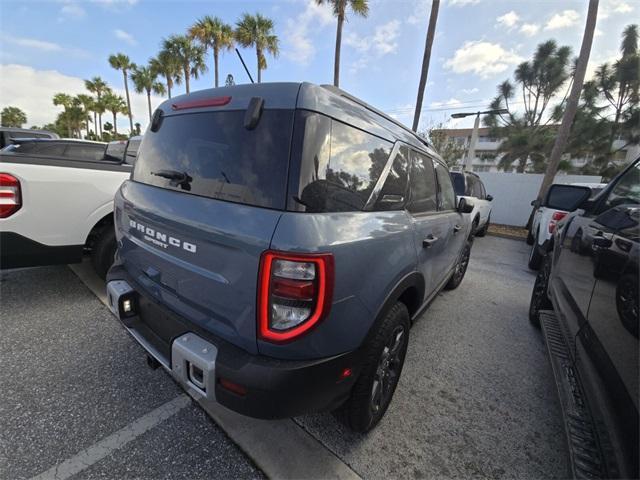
[487,231,527,241]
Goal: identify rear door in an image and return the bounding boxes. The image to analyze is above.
[117,108,295,354]
[407,150,451,296]
[434,161,466,274]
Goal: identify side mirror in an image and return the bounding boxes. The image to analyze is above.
[530,199,540,207]
[486,194,493,202]
[544,184,592,212]
[458,197,474,214]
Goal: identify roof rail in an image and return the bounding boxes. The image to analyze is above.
[320,84,432,149]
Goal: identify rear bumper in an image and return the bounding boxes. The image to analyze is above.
[106,266,360,419]
[0,231,83,269]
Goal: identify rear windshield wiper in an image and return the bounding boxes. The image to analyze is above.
[151,169,192,191]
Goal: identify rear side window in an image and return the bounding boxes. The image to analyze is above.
[291,111,392,213]
[435,162,456,210]
[64,144,106,162]
[125,138,141,164]
[134,110,294,209]
[451,172,465,196]
[407,150,437,214]
[374,146,409,211]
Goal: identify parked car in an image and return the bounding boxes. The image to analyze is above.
[0,138,131,278]
[106,82,475,432]
[105,136,142,164]
[0,127,59,149]
[529,158,639,479]
[450,171,493,236]
[527,182,607,269]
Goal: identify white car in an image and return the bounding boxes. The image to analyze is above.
[0,138,139,278]
[527,182,607,269]
[450,171,493,237]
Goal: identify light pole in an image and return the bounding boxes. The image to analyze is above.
[451,109,508,171]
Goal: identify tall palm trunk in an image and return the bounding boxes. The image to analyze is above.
[256,47,262,83]
[123,70,134,134]
[112,112,118,136]
[184,65,191,94]
[98,113,103,138]
[333,12,344,87]
[146,90,152,121]
[214,47,219,88]
[412,0,440,131]
[536,0,598,201]
[166,75,172,99]
[92,111,97,138]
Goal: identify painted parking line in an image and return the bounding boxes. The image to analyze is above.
[30,395,190,480]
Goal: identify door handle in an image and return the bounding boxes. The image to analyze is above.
[422,235,439,248]
[453,224,462,234]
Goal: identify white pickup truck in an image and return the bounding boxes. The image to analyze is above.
[0,137,140,278]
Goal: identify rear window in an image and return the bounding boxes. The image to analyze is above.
[451,172,465,196]
[133,110,294,209]
[64,144,106,162]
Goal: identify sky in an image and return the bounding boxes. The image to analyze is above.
[0,0,635,134]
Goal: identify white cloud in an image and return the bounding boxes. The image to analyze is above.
[448,0,480,6]
[346,20,401,56]
[0,64,162,132]
[59,2,86,19]
[92,0,138,7]
[0,34,89,57]
[461,87,479,95]
[114,29,137,46]
[430,98,463,109]
[444,41,523,78]
[282,2,334,65]
[519,23,540,37]
[544,10,580,30]
[600,0,634,18]
[496,11,519,29]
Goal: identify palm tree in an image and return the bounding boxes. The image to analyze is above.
[316,0,369,87]
[131,65,166,121]
[53,92,74,137]
[412,0,440,131]
[108,53,136,134]
[536,0,599,200]
[84,77,109,138]
[235,13,279,83]
[75,94,94,138]
[162,35,206,94]
[188,16,235,88]
[102,91,128,137]
[150,50,182,99]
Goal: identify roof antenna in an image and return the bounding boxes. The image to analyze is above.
[235,48,254,84]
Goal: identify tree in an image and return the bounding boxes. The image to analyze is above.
[485,40,574,172]
[1,106,27,128]
[235,13,279,83]
[84,77,109,138]
[316,0,368,87]
[189,16,234,88]
[150,50,182,99]
[412,0,440,131]
[131,65,166,121]
[162,35,207,94]
[53,93,74,137]
[75,94,94,138]
[422,123,466,167]
[108,53,135,134]
[102,91,128,136]
[537,0,599,201]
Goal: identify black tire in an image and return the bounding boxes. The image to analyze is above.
[336,302,410,433]
[471,217,479,237]
[526,230,535,245]
[445,238,472,290]
[529,254,552,328]
[476,215,490,237]
[528,230,543,270]
[91,226,117,280]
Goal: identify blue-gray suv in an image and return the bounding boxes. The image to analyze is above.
[107,82,474,432]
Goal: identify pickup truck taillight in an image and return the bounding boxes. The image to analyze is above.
[548,211,568,234]
[258,251,334,343]
[0,173,21,218]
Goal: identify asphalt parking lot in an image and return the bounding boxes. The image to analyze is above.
[0,235,568,479]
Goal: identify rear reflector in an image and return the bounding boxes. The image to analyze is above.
[171,96,232,111]
[258,251,334,343]
[219,378,247,396]
[0,173,21,218]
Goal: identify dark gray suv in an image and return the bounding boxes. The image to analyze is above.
[107,82,474,432]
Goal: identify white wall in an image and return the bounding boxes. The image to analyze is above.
[476,173,603,227]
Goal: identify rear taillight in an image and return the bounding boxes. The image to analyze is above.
[548,211,568,234]
[258,251,334,343]
[0,173,21,218]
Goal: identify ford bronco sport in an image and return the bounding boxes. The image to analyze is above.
[107,82,474,432]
